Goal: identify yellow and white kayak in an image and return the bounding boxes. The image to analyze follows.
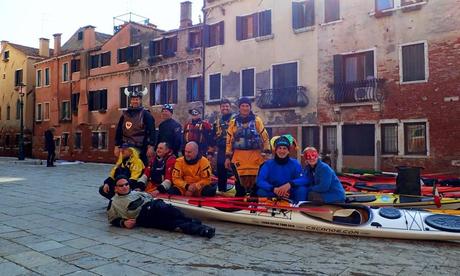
[159,195,460,241]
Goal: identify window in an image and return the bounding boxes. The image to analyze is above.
[149,80,178,105]
[6,105,10,120]
[3,51,9,60]
[14,69,23,86]
[186,76,203,102]
[344,51,375,82]
[92,131,107,150]
[149,39,163,57]
[273,62,298,89]
[188,31,202,49]
[74,132,82,150]
[101,52,111,67]
[36,103,42,121]
[376,0,424,12]
[62,133,69,147]
[302,126,320,151]
[88,89,108,111]
[323,126,337,154]
[71,93,80,114]
[71,59,80,73]
[236,10,272,41]
[16,100,20,119]
[292,1,315,30]
[241,68,255,97]
[44,102,50,120]
[401,42,427,83]
[62,63,69,82]
[164,36,177,57]
[77,31,83,40]
[36,70,42,87]
[209,73,221,101]
[120,85,142,108]
[204,21,225,47]
[44,68,50,86]
[90,54,100,69]
[118,44,142,63]
[381,123,398,154]
[325,0,340,23]
[404,122,426,155]
[61,101,70,120]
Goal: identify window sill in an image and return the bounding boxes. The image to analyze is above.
[206,100,222,105]
[320,19,343,27]
[255,34,274,42]
[293,26,315,34]
[369,1,427,17]
[400,79,428,85]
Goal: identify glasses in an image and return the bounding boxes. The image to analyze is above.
[116,183,129,187]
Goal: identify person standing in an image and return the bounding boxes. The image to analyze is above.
[225,97,271,196]
[183,108,213,156]
[211,99,234,192]
[115,88,156,165]
[157,104,183,157]
[44,127,56,167]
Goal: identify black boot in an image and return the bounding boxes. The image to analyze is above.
[199,225,215,239]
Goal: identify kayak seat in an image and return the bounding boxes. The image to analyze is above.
[379,207,401,219]
[345,195,377,203]
[332,209,362,225]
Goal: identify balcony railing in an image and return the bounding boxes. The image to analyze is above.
[256,86,309,109]
[328,78,385,104]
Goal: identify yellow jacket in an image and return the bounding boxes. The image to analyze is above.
[172,156,212,194]
[226,114,270,156]
[109,147,144,181]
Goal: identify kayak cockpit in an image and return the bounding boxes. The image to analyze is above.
[297,203,371,226]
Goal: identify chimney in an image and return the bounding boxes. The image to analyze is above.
[1,40,8,52]
[53,33,62,56]
[83,25,96,50]
[39,38,50,57]
[180,1,193,28]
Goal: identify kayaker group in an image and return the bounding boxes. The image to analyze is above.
[101,89,345,238]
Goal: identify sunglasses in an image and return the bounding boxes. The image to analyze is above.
[116,183,129,187]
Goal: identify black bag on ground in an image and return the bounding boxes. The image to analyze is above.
[396,166,422,202]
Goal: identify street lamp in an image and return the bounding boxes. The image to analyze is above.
[16,82,25,160]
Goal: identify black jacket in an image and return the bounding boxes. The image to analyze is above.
[157,118,183,155]
[44,130,55,151]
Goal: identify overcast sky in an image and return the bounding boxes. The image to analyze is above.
[0,0,203,49]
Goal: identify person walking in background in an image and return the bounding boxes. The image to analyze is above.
[44,127,56,167]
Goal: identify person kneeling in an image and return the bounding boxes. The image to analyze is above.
[170,141,217,197]
[256,136,306,202]
[99,144,145,199]
[107,175,215,238]
[137,142,176,197]
[302,147,346,204]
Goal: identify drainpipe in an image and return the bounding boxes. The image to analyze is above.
[201,0,206,119]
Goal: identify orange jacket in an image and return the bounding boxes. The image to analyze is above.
[172,156,212,194]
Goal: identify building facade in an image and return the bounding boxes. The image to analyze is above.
[0,40,47,157]
[203,0,319,158]
[317,0,460,173]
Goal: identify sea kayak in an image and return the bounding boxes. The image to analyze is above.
[158,195,460,241]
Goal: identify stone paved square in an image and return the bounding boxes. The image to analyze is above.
[0,159,459,275]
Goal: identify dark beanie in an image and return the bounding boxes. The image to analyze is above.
[274,136,291,149]
[238,97,252,107]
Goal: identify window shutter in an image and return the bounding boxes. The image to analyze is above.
[236,16,243,41]
[120,88,126,108]
[186,78,192,102]
[172,80,178,103]
[260,10,271,36]
[333,54,344,84]
[292,2,302,29]
[101,90,107,110]
[88,92,94,111]
[149,83,155,105]
[126,47,134,63]
[160,82,167,104]
[365,51,374,78]
[306,0,315,27]
[71,60,76,73]
[172,37,177,53]
[253,13,259,37]
[198,77,204,100]
[219,21,225,45]
[149,41,154,56]
[203,25,210,47]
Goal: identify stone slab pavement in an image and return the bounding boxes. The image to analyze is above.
[0,157,458,275]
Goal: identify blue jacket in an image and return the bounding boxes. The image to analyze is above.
[303,160,345,203]
[256,158,305,192]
